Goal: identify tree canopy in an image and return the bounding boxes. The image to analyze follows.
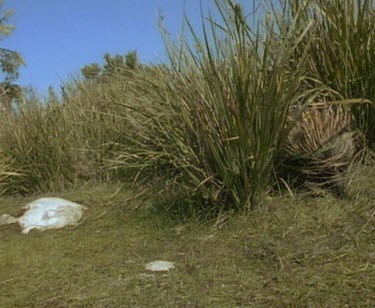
[0,0,24,83]
[81,51,139,81]
[0,1,24,112]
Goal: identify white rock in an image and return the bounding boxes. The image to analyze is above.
[17,197,86,234]
[145,260,175,272]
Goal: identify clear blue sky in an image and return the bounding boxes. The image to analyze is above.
[2,0,254,95]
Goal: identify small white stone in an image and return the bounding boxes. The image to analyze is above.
[145,260,175,272]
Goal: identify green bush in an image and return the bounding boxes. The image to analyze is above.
[108,0,317,213]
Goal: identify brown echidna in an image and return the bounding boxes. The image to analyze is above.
[280,102,358,198]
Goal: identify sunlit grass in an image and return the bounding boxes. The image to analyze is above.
[0,0,374,210]
[0,165,374,307]
[108,0,319,213]
[0,80,131,194]
[0,1,374,306]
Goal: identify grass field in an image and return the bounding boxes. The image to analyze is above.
[1,165,374,307]
[1,1,375,306]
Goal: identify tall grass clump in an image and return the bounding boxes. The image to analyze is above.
[0,150,22,195]
[0,80,131,195]
[58,77,133,180]
[109,0,315,213]
[0,94,84,193]
[286,0,375,149]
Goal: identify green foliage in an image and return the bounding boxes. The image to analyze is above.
[103,51,139,76]
[0,0,374,212]
[125,50,138,70]
[0,0,24,83]
[81,51,140,82]
[0,1,24,114]
[81,63,101,80]
[103,53,126,74]
[108,0,316,213]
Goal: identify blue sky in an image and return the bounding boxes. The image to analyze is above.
[1,0,227,94]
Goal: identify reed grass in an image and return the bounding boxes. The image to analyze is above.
[108,0,318,213]
[287,0,375,148]
[0,80,130,194]
[1,0,374,212]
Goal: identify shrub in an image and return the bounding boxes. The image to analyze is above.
[108,0,316,213]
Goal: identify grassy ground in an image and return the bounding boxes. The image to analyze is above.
[1,167,375,307]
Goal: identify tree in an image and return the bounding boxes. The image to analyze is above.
[125,51,138,70]
[80,51,140,83]
[81,63,101,80]
[0,0,24,112]
[103,53,127,74]
[0,0,24,82]
[103,51,139,75]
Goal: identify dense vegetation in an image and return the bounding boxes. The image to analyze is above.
[1,1,375,306]
[0,0,374,215]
